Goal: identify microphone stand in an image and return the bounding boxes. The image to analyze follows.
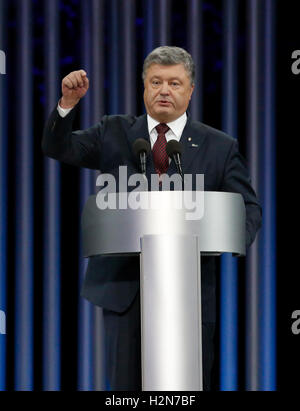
[172,153,184,190]
[140,151,147,175]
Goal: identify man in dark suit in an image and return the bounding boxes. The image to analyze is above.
[42,46,261,391]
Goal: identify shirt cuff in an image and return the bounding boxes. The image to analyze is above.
[57,101,73,118]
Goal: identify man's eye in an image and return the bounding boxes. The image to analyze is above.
[171,82,180,87]
[152,80,160,86]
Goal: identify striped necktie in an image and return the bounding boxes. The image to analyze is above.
[152,123,170,175]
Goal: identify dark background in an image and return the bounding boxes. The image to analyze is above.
[276,0,300,391]
[0,0,299,391]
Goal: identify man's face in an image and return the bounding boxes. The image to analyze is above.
[143,63,194,123]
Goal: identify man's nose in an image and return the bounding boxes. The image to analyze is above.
[160,81,170,95]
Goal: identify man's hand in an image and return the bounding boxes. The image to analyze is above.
[60,70,89,109]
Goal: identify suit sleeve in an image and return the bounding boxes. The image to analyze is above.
[42,105,104,170]
[221,139,262,248]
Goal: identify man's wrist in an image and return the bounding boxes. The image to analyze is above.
[57,99,74,118]
[59,96,79,109]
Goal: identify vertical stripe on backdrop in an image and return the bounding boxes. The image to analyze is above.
[245,0,276,390]
[259,0,276,391]
[14,0,34,390]
[143,0,155,56]
[121,0,137,116]
[157,0,171,46]
[144,0,171,55]
[43,0,61,391]
[108,0,121,114]
[187,0,203,121]
[77,0,95,391]
[0,0,7,391]
[245,0,261,391]
[220,0,238,391]
[91,0,106,392]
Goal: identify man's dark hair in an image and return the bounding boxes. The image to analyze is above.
[142,46,195,86]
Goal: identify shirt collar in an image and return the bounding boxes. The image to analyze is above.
[147,112,187,138]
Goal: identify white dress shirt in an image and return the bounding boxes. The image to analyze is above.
[147,112,187,148]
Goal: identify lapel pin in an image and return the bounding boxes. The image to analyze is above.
[188,137,192,142]
[191,143,198,148]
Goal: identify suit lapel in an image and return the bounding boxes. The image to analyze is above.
[179,116,207,173]
[126,114,149,147]
[125,114,156,179]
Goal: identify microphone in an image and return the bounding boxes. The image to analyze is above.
[132,138,151,175]
[166,140,184,181]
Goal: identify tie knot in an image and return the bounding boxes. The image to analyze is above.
[156,123,169,135]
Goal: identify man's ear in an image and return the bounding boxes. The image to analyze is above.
[189,84,195,100]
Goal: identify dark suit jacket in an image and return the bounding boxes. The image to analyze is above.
[42,106,262,323]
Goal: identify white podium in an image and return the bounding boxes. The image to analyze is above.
[81,191,245,391]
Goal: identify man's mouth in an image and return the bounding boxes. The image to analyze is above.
[157,100,172,106]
